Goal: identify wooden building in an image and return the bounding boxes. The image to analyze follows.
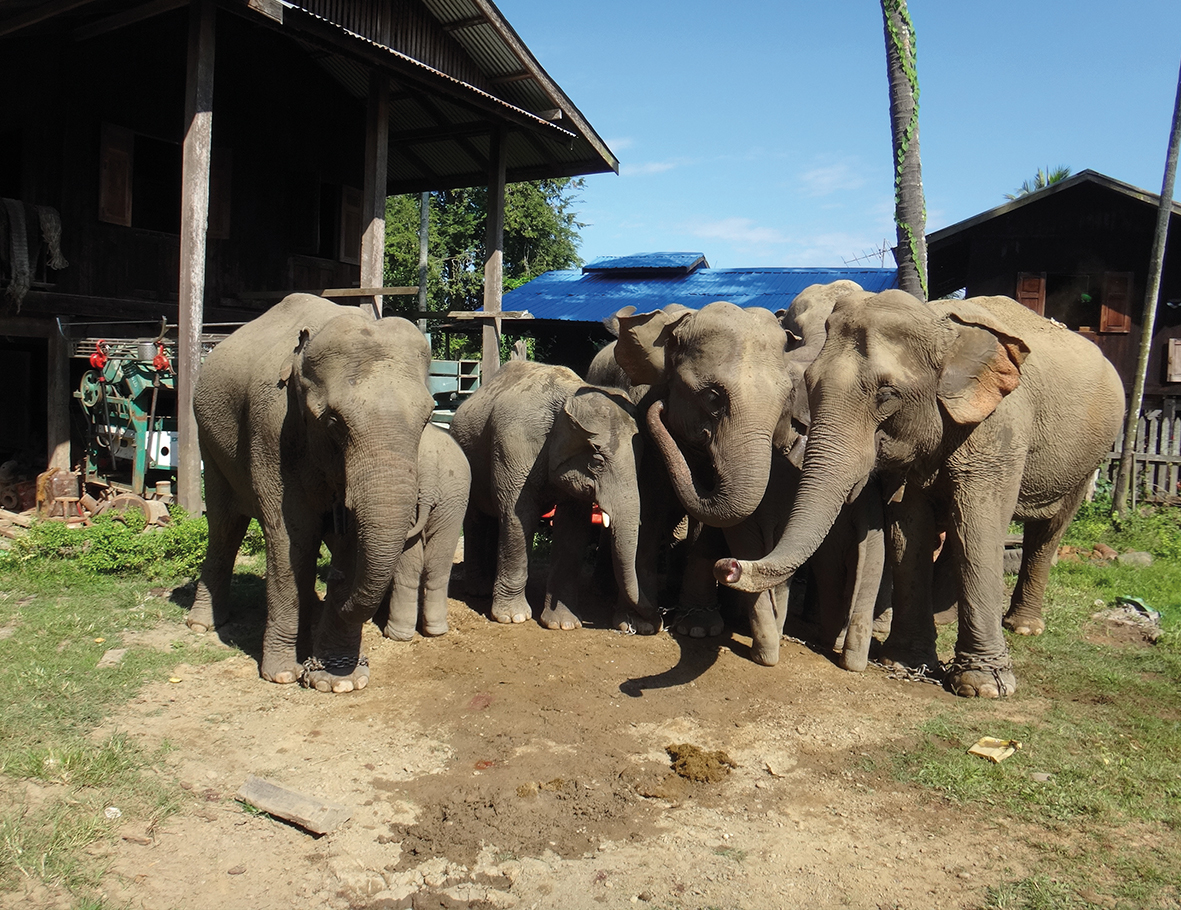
[927,169,1181,404]
[0,0,617,510]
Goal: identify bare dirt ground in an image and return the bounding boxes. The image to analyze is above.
[65,551,1041,910]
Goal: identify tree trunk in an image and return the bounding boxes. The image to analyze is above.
[1114,58,1181,517]
[882,0,927,301]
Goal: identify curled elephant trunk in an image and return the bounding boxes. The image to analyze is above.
[715,418,877,593]
[646,400,770,529]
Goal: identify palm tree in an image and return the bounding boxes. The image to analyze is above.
[1005,166,1072,200]
[882,0,927,300]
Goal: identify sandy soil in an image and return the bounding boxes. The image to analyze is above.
[40,553,1042,910]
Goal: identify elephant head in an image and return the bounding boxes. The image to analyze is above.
[548,385,654,621]
[717,289,1030,593]
[289,312,435,628]
[614,301,798,529]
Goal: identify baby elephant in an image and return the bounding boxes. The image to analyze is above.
[450,360,660,634]
[375,424,470,641]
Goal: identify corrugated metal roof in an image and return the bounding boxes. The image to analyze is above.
[502,258,900,324]
[583,252,709,274]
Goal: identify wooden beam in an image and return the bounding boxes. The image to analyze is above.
[177,0,217,515]
[235,287,418,300]
[360,70,389,319]
[481,127,506,379]
[445,310,531,321]
[70,0,187,41]
[0,0,100,38]
[440,14,485,32]
[47,321,71,471]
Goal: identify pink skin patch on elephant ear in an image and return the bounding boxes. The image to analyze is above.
[938,327,1025,426]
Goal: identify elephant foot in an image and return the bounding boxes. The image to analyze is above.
[945,656,1017,698]
[259,653,303,686]
[186,616,214,634]
[1003,611,1044,636]
[420,620,449,637]
[381,623,416,642]
[491,595,531,625]
[674,608,724,639]
[878,639,941,679]
[613,608,662,635]
[750,640,780,667]
[299,654,370,693]
[186,600,215,633]
[540,602,582,631]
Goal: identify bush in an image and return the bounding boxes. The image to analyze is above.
[6,509,209,579]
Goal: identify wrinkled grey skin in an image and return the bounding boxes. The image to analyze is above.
[718,290,1125,697]
[613,302,817,664]
[189,294,433,693]
[450,360,659,634]
[358,424,470,642]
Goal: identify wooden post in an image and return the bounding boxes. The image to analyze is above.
[360,70,389,319]
[417,191,429,336]
[482,128,506,378]
[177,0,215,514]
[46,321,71,471]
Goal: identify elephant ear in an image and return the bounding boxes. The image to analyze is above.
[601,305,635,339]
[614,306,693,386]
[278,327,312,387]
[937,304,1030,425]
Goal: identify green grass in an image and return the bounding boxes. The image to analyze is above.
[0,513,232,905]
[897,496,1181,910]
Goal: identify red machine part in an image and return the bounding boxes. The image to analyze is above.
[89,340,109,370]
[152,341,171,373]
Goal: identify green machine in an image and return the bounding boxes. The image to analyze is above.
[74,330,177,497]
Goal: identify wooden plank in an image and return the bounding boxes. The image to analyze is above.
[482,127,506,380]
[236,287,418,300]
[444,310,531,321]
[236,775,352,835]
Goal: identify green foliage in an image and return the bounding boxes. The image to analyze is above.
[1005,166,1072,201]
[5,510,209,579]
[383,180,585,359]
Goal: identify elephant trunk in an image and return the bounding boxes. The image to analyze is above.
[716,413,877,593]
[337,428,422,623]
[646,399,770,529]
[606,510,656,618]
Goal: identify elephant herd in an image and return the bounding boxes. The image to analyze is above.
[185,282,1125,700]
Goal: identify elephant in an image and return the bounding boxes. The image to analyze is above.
[187,294,435,693]
[449,359,659,634]
[362,424,469,642]
[614,298,885,667]
[717,289,1125,697]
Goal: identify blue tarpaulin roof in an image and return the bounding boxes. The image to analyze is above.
[502,255,899,325]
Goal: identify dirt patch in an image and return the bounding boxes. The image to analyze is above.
[66,561,1044,910]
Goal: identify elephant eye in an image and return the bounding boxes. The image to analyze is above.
[589,451,607,471]
[701,386,727,418]
[875,386,902,416]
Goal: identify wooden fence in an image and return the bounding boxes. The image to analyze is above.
[1103,397,1181,505]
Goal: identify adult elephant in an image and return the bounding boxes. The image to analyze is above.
[717,290,1125,697]
[188,294,434,693]
[450,360,659,634]
[614,299,884,668]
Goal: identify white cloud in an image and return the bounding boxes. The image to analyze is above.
[620,160,679,177]
[798,161,867,198]
[689,217,792,247]
[603,137,634,151]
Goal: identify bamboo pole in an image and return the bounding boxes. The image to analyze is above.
[1114,58,1181,517]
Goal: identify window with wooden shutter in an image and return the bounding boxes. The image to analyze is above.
[98,123,134,226]
[1100,272,1134,333]
[1015,272,1045,315]
[1167,338,1181,383]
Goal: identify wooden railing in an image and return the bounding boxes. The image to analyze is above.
[1104,397,1181,505]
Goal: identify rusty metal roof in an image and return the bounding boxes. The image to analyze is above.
[502,255,899,324]
[0,0,618,194]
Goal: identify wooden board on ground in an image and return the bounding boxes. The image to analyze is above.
[236,775,353,835]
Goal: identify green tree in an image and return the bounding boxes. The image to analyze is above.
[882,0,927,301]
[1004,166,1072,200]
[384,178,585,357]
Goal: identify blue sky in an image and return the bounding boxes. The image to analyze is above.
[497,0,1181,270]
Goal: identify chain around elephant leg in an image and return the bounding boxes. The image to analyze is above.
[301,621,369,693]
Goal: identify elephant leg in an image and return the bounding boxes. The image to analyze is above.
[419,505,463,638]
[674,525,725,638]
[384,537,423,641]
[260,521,321,685]
[1005,478,1089,637]
[462,509,497,598]
[491,487,537,625]
[838,486,885,673]
[945,480,1021,699]
[188,465,249,633]
[542,501,592,630]
[880,494,940,672]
